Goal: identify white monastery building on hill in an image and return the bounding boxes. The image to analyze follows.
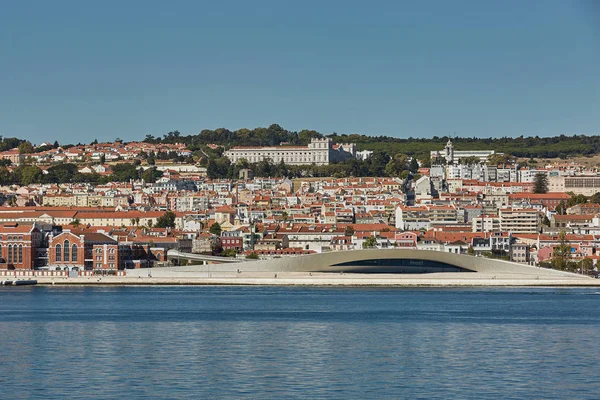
[224,138,356,166]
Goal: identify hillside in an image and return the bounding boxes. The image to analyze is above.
[146,124,600,159]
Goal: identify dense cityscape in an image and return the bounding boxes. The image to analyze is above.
[1,128,599,276]
[3,1,600,398]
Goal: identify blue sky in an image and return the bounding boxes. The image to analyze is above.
[1,0,599,144]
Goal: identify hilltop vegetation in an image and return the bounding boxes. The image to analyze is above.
[144,124,600,159]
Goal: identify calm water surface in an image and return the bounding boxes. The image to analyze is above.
[1,286,599,399]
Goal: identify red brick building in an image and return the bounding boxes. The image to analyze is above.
[221,236,243,252]
[49,231,118,270]
[0,223,42,269]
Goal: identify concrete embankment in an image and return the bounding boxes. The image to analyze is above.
[32,272,600,287]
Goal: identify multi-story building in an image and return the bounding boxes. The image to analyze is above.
[0,222,43,269]
[510,243,530,264]
[472,214,501,232]
[48,231,118,271]
[221,231,243,252]
[395,206,430,231]
[0,149,25,166]
[499,208,540,234]
[224,138,356,166]
[549,175,600,196]
[428,205,459,226]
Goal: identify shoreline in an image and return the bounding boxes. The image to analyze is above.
[25,274,600,287]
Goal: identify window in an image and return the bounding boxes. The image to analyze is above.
[64,240,70,262]
[7,244,12,263]
[96,263,102,269]
[18,245,22,264]
[55,244,61,262]
[72,244,78,262]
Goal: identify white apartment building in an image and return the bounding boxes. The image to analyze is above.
[224,138,356,166]
[472,214,501,232]
[518,169,547,183]
[499,208,540,234]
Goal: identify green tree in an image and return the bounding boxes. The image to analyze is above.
[487,153,512,166]
[155,211,176,228]
[533,173,548,194]
[44,163,79,183]
[221,249,238,258]
[209,222,222,236]
[551,231,571,271]
[555,201,566,215]
[0,166,11,185]
[246,252,259,260]
[566,194,587,208]
[409,157,419,173]
[14,165,43,185]
[384,153,409,177]
[582,258,593,275]
[110,163,140,182]
[362,236,378,249]
[206,159,218,179]
[18,141,35,154]
[140,167,163,183]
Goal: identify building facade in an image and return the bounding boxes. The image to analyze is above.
[0,223,42,269]
[224,138,356,166]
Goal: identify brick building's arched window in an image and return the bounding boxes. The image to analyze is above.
[72,244,78,262]
[7,244,12,263]
[63,240,70,262]
[18,245,22,264]
[55,244,62,262]
[12,245,17,264]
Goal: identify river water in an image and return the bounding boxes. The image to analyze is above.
[1,286,599,399]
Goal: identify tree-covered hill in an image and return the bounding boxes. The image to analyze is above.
[146,124,599,159]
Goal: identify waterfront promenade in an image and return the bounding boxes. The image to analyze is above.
[9,249,600,286]
[30,271,600,287]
